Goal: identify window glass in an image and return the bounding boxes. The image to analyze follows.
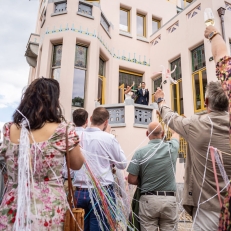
[120,9,129,32]
[194,73,201,110]
[172,84,178,112]
[192,44,206,72]
[152,19,160,34]
[99,58,105,76]
[171,58,182,81]
[52,45,62,67]
[179,81,184,115]
[119,71,142,89]
[72,69,86,108]
[153,77,162,92]
[51,68,61,82]
[98,77,103,104]
[75,46,87,68]
[137,15,144,36]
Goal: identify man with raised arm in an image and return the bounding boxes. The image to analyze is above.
[154,26,231,230]
[127,121,179,231]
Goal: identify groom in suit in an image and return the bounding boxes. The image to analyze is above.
[136,82,149,105]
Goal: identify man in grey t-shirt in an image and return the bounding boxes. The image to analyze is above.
[127,121,179,231]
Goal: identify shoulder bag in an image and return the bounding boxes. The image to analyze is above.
[64,127,85,231]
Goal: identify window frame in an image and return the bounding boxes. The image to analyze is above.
[78,1,93,16]
[54,1,67,14]
[120,8,130,33]
[170,79,184,115]
[192,67,207,113]
[152,17,161,34]
[136,13,146,37]
[98,58,106,105]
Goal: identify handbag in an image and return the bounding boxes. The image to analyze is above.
[64,127,85,231]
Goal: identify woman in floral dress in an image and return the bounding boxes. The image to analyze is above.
[0,78,84,230]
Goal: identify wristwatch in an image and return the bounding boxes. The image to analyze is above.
[208,31,220,41]
[156,98,165,104]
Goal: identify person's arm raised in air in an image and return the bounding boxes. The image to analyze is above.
[154,88,191,141]
[69,145,85,170]
[124,82,135,94]
[204,25,229,63]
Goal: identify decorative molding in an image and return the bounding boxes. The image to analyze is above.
[187,4,201,19]
[150,35,161,46]
[45,25,150,66]
[167,21,179,33]
[225,2,231,11]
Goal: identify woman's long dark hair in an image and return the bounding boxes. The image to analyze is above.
[13,77,64,130]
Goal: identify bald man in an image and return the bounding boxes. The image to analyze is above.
[127,122,179,231]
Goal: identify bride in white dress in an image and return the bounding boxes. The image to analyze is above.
[124,82,135,100]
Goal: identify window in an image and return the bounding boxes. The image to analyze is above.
[51,45,62,81]
[120,8,130,32]
[137,14,146,37]
[192,44,206,72]
[192,68,207,112]
[230,41,231,53]
[119,70,142,103]
[170,58,184,115]
[54,2,67,13]
[152,76,162,102]
[153,76,162,92]
[40,9,46,27]
[152,18,160,34]
[78,2,92,16]
[191,45,207,112]
[100,14,110,34]
[98,58,106,105]
[72,45,88,108]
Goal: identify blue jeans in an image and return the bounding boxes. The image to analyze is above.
[75,187,115,231]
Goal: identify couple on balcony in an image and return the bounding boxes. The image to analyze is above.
[125,81,149,105]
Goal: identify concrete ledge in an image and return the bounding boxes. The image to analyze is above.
[134,104,154,110]
[119,31,133,39]
[137,36,149,43]
[51,11,67,17]
[133,123,148,128]
[110,123,126,128]
[77,12,94,20]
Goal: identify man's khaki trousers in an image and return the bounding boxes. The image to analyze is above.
[139,194,177,231]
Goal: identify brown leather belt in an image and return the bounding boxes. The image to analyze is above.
[75,184,113,191]
[141,191,176,196]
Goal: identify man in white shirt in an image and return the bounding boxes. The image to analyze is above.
[74,107,127,231]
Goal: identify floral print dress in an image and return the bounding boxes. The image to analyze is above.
[0,122,79,231]
[216,56,231,146]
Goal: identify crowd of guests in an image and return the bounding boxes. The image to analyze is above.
[0,25,231,231]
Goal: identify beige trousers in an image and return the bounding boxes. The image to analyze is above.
[192,207,220,231]
[139,195,177,231]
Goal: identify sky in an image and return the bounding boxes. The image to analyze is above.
[0,0,39,140]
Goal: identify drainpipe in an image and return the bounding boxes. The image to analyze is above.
[217,7,226,42]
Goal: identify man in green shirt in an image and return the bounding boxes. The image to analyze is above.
[127,121,179,231]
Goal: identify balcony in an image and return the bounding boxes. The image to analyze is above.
[25,33,40,68]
